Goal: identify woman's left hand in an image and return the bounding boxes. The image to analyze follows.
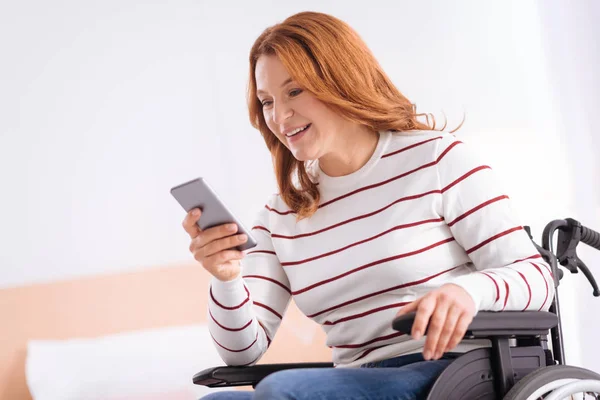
[396,283,476,361]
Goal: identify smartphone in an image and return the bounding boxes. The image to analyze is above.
[170,177,258,251]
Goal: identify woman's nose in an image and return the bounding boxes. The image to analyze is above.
[273,102,294,124]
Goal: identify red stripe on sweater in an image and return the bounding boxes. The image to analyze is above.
[265,204,294,216]
[510,268,532,311]
[466,226,523,254]
[307,265,460,318]
[503,280,510,310]
[318,162,438,209]
[210,285,250,310]
[258,321,272,347]
[254,301,283,319]
[209,309,252,332]
[333,331,405,349]
[513,254,542,263]
[536,261,554,279]
[252,225,271,234]
[356,346,382,361]
[282,218,444,266]
[488,271,510,311]
[531,262,549,311]
[247,250,277,256]
[271,190,441,240]
[293,237,456,295]
[240,354,262,366]
[381,136,443,158]
[211,332,258,353]
[447,195,509,227]
[481,272,500,303]
[515,256,554,279]
[243,274,292,294]
[436,141,462,162]
[323,302,410,326]
[442,166,491,193]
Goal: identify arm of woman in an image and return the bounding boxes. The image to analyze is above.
[207,201,292,366]
[397,134,554,361]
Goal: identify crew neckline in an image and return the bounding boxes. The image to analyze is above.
[315,130,392,189]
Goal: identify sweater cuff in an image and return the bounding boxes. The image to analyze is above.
[448,272,497,315]
[210,275,247,307]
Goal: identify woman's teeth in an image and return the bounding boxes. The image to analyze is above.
[286,124,310,137]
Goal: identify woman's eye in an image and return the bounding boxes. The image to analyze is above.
[289,88,303,97]
[261,100,272,107]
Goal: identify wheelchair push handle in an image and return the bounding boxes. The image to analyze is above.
[541,218,600,297]
[561,219,600,296]
[581,225,600,251]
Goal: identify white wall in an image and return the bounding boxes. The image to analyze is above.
[1,0,598,369]
[536,0,600,373]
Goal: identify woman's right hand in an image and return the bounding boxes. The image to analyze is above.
[183,208,248,282]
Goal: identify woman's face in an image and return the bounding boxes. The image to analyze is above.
[255,55,347,162]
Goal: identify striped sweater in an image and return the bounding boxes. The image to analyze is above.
[207,130,555,368]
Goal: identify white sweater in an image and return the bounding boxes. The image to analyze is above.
[207,130,555,368]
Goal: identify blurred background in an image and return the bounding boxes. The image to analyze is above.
[1,1,598,399]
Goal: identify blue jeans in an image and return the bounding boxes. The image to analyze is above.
[201,353,458,400]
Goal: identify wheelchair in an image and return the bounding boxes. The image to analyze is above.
[193,218,600,399]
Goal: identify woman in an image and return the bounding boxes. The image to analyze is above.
[183,11,554,400]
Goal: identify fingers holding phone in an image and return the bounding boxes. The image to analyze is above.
[184,208,248,282]
[182,208,202,239]
[172,177,258,282]
[171,177,258,250]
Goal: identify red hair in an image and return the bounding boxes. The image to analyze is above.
[248,11,449,219]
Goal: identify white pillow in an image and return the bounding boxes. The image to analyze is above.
[26,324,228,400]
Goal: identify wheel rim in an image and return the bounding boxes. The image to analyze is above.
[524,378,580,400]
[506,365,600,400]
[543,379,600,400]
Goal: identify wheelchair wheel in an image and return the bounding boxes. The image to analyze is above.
[503,365,600,400]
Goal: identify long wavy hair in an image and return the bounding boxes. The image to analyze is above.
[248,11,449,219]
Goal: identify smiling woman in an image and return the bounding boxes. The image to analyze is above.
[247,12,438,219]
[254,55,379,179]
[183,11,556,400]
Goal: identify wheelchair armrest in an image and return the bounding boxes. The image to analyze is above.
[193,362,334,387]
[392,311,558,338]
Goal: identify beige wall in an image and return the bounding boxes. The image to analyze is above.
[0,263,331,400]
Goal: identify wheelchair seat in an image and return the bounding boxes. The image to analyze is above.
[194,312,554,396]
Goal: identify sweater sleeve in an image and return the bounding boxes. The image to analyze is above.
[207,200,292,365]
[435,135,555,314]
